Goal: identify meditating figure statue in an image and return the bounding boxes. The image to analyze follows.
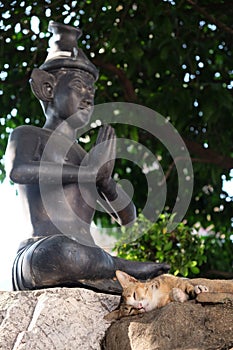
[5,21,169,293]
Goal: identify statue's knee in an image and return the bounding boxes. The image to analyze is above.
[21,235,77,287]
[17,234,115,289]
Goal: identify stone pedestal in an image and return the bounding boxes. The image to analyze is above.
[0,287,119,350]
[1,288,233,350]
[103,298,233,350]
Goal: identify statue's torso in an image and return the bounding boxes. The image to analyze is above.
[11,125,96,239]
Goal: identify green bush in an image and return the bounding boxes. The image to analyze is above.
[200,228,233,277]
[114,213,233,277]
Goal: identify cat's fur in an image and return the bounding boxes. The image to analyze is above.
[104,271,233,321]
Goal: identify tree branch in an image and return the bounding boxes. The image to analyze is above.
[160,150,232,185]
[187,0,233,36]
[92,58,137,102]
[184,138,233,170]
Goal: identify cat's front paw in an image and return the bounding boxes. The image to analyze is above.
[194,285,209,294]
[172,287,189,302]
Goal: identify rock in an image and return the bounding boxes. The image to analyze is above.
[103,300,233,350]
[1,288,232,350]
[196,292,233,304]
[0,287,120,350]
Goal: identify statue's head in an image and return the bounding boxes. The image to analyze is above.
[30,21,98,128]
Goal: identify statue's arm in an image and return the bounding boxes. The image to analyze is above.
[97,178,136,226]
[5,127,97,185]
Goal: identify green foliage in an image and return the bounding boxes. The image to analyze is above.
[1,0,233,232]
[114,213,233,277]
[200,228,233,276]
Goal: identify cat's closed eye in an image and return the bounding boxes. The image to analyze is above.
[133,291,137,299]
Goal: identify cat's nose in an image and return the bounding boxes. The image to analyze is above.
[138,302,143,309]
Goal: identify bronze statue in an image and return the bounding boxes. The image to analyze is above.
[5,21,169,293]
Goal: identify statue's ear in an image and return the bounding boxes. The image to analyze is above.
[30,68,56,102]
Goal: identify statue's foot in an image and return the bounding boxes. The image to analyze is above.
[114,256,170,280]
[75,259,170,294]
[13,234,170,294]
[75,277,122,294]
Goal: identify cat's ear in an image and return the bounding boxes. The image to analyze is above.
[151,280,160,289]
[116,270,138,288]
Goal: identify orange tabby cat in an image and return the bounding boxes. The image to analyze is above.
[104,270,233,321]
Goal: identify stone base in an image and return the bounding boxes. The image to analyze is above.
[0,287,120,350]
[103,299,233,350]
[1,287,233,350]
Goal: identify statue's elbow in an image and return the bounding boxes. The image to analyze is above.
[9,165,27,184]
[9,166,20,183]
[119,203,137,227]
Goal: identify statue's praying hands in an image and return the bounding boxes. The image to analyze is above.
[85,125,116,190]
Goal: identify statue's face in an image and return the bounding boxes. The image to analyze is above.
[52,69,95,128]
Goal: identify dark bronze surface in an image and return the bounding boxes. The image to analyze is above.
[6,21,169,293]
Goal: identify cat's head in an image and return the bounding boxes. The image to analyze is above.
[116,270,160,312]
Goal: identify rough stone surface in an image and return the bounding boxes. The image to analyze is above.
[103,300,233,350]
[196,292,233,304]
[1,288,233,350]
[0,287,120,350]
